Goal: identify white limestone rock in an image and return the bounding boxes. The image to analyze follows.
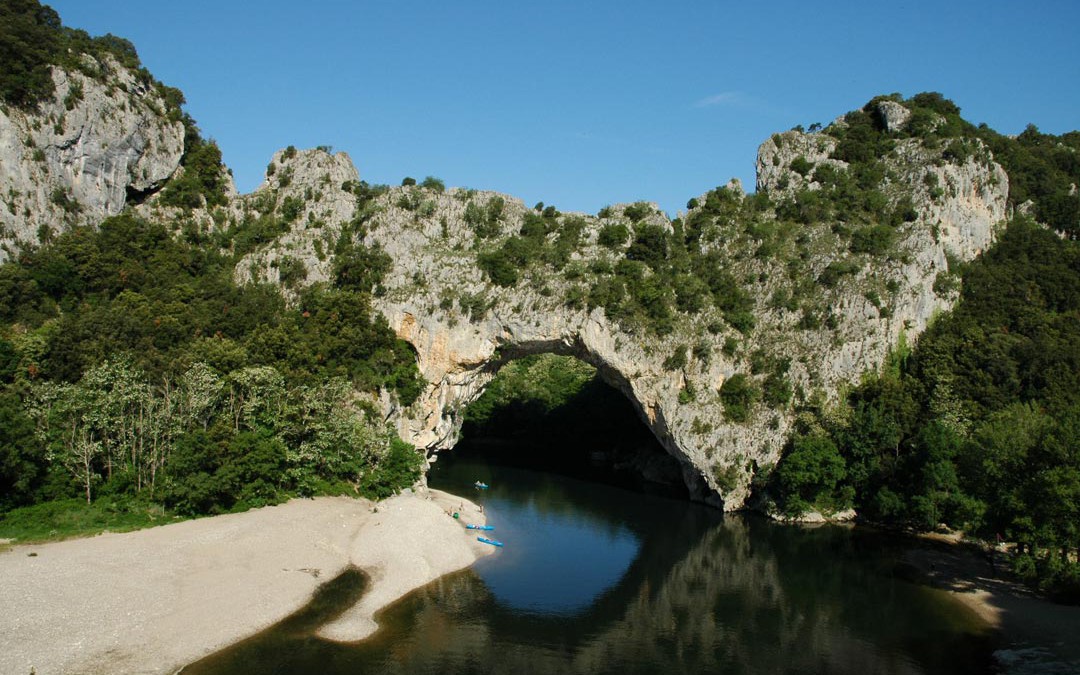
[0,56,184,260]
[874,99,911,133]
[233,126,1007,510]
[755,130,845,197]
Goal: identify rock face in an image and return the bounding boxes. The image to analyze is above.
[0,56,185,261]
[229,147,361,290]
[875,99,912,133]
[235,125,1008,510]
[755,130,844,196]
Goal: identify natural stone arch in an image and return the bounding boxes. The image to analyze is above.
[378,295,786,511]
[414,335,714,504]
[227,137,1008,510]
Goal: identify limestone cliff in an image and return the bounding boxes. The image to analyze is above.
[232,113,1008,509]
[0,55,185,261]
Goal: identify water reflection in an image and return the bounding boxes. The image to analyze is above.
[183,455,995,675]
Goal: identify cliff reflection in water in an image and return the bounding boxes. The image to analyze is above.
[184,457,995,675]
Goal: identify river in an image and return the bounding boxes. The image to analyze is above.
[182,443,997,674]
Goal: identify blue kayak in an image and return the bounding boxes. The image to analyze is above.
[477,536,504,547]
[466,524,494,531]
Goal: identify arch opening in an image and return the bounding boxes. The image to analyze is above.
[443,352,689,500]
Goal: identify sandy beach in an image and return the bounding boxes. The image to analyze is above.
[0,488,492,675]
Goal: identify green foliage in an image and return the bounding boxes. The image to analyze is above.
[713,462,740,494]
[976,124,1080,238]
[849,224,896,256]
[0,211,426,528]
[0,0,186,126]
[158,117,228,209]
[789,156,814,177]
[0,496,180,543]
[721,373,759,423]
[663,345,688,371]
[50,187,80,214]
[420,176,445,192]
[332,237,391,292]
[457,292,489,321]
[597,222,629,249]
[818,259,861,287]
[0,391,42,510]
[460,354,649,457]
[464,197,504,239]
[0,0,62,107]
[162,427,288,515]
[828,108,896,163]
[464,355,595,430]
[276,256,306,288]
[773,432,849,515]
[626,223,669,270]
[763,372,793,408]
[622,202,653,222]
[357,437,422,500]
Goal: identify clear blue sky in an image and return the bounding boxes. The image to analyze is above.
[47,0,1080,215]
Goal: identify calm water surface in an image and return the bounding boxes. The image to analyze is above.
[182,451,996,674]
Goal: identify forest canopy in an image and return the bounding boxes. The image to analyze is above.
[0,212,423,534]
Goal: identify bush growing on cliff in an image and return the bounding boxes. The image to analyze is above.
[598,222,629,249]
[159,117,228,209]
[332,238,391,292]
[721,374,759,423]
[420,176,445,192]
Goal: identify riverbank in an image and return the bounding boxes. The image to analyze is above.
[901,534,1080,672]
[0,488,492,675]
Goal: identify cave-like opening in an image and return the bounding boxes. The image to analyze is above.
[444,354,689,499]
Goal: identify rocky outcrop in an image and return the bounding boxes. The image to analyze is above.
[0,56,185,261]
[234,123,1008,509]
[755,130,842,196]
[875,99,912,133]
[229,147,361,290]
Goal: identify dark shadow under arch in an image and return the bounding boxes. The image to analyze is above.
[447,348,691,500]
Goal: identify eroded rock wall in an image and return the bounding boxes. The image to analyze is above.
[0,56,185,260]
[233,129,1007,509]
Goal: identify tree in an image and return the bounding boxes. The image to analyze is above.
[176,362,223,432]
[0,392,44,509]
[28,381,100,503]
[280,378,385,488]
[774,432,848,515]
[0,0,62,107]
[420,176,445,192]
[226,366,286,432]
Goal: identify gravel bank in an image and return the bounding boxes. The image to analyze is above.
[0,488,491,675]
